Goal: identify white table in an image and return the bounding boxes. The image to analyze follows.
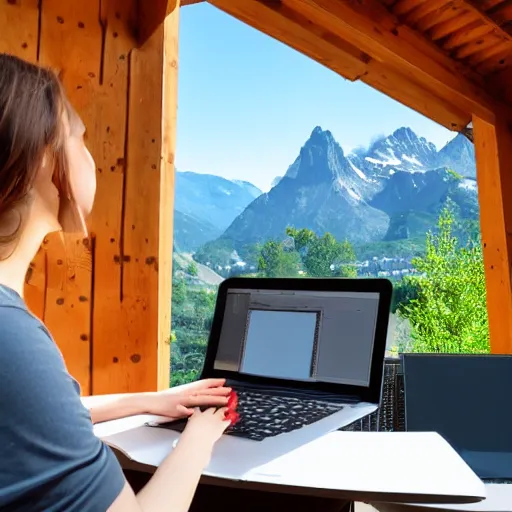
[95,415,486,505]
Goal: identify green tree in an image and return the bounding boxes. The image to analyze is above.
[186,261,198,276]
[257,240,301,278]
[398,206,489,353]
[391,278,419,314]
[286,227,356,277]
[171,276,187,306]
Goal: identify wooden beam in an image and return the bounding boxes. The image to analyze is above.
[136,0,178,46]
[288,0,498,121]
[89,0,137,395]
[181,0,204,5]
[209,0,470,130]
[92,4,179,393]
[473,114,512,354]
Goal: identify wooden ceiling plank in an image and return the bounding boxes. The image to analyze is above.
[287,0,496,120]
[441,21,493,49]
[403,0,451,26]
[458,0,512,42]
[469,39,512,65]
[416,4,469,33]
[429,10,478,40]
[488,3,512,26]
[181,0,204,5]
[476,46,512,72]
[481,0,509,10]
[455,32,507,58]
[392,0,429,17]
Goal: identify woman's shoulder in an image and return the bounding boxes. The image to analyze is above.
[0,285,55,352]
[0,284,79,395]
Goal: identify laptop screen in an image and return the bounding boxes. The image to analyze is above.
[213,288,380,387]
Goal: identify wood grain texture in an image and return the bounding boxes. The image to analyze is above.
[37,0,103,392]
[0,0,39,59]
[386,0,512,76]
[89,0,137,394]
[92,4,179,393]
[473,114,512,354]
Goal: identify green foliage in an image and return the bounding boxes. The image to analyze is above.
[186,261,198,276]
[256,228,357,278]
[391,279,419,314]
[170,276,217,386]
[286,227,357,277]
[258,240,301,278]
[398,206,489,354]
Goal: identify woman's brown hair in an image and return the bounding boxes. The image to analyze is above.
[0,53,72,259]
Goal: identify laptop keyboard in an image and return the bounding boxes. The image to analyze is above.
[153,388,346,441]
[228,388,345,441]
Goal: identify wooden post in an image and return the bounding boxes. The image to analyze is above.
[473,114,512,354]
[1,0,178,394]
[91,5,178,394]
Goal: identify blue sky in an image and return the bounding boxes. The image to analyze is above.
[176,4,456,191]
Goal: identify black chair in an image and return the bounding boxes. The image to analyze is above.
[342,357,405,432]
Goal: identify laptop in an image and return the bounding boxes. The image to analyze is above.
[402,353,512,481]
[153,277,392,442]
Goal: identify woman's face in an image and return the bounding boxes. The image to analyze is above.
[62,105,97,225]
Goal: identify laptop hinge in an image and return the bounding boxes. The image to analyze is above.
[225,378,360,405]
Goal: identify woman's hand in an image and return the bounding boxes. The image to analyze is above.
[180,407,231,456]
[144,378,231,420]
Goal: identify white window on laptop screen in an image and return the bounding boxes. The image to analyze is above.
[239,310,320,380]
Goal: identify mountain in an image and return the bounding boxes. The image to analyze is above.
[348,127,439,178]
[173,171,262,252]
[195,125,478,266]
[437,133,476,178]
[232,180,263,199]
[369,168,477,240]
[173,211,222,253]
[175,171,262,228]
[221,127,389,246]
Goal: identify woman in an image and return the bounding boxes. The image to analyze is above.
[0,53,232,511]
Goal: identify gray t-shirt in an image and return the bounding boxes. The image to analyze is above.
[0,284,126,511]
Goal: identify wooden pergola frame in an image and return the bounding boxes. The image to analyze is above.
[1,0,511,395]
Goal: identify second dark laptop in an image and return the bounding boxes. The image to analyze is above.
[402,353,512,481]
[153,277,392,441]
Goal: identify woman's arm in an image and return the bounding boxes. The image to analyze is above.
[110,437,211,512]
[81,393,153,424]
[108,409,228,512]
[82,379,231,424]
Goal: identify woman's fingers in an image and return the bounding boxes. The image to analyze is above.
[182,395,229,408]
[197,386,231,396]
[215,406,229,418]
[186,378,227,391]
